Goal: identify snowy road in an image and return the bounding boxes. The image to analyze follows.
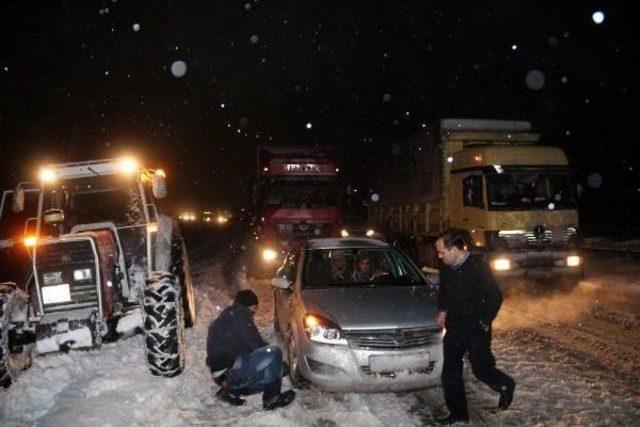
[2,229,640,426]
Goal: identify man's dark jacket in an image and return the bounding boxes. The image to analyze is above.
[206,302,268,373]
[438,254,503,335]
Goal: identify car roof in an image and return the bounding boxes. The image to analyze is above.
[305,237,390,250]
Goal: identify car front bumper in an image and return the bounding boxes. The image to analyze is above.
[295,329,444,392]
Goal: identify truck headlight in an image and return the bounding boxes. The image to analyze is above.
[73,268,93,281]
[566,255,581,267]
[262,248,277,262]
[304,313,348,345]
[492,258,511,271]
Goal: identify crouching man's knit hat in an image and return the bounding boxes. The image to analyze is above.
[235,289,259,307]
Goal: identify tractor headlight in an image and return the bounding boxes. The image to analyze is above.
[73,268,93,282]
[43,271,63,286]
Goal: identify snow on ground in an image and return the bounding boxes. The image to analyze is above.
[2,234,640,426]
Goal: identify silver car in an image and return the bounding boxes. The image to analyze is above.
[272,237,443,392]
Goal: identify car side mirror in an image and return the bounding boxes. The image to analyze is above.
[272,276,291,290]
[152,171,167,199]
[12,187,25,213]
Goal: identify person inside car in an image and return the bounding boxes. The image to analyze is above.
[351,253,387,283]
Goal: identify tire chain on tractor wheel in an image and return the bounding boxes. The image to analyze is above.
[142,272,185,377]
[1,289,34,389]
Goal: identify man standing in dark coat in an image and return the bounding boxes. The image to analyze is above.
[434,229,515,425]
[206,289,295,410]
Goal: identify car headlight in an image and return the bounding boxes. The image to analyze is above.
[73,268,93,281]
[566,255,581,267]
[366,229,375,237]
[262,248,278,262]
[492,258,511,271]
[340,229,349,237]
[303,313,348,345]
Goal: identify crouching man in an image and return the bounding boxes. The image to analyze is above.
[206,289,295,410]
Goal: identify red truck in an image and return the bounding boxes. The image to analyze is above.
[249,146,342,276]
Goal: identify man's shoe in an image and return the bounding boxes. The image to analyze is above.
[263,390,296,410]
[216,388,245,406]
[435,414,469,425]
[498,380,515,410]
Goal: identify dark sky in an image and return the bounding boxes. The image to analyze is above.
[0,1,635,226]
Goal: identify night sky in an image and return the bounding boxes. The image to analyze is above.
[0,1,635,228]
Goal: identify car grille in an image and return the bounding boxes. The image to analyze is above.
[361,361,436,377]
[36,240,99,314]
[344,327,441,350]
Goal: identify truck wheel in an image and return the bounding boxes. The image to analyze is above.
[143,272,185,377]
[0,287,35,389]
[171,239,196,328]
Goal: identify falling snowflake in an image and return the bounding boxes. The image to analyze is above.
[132,23,141,32]
[170,61,187,78]
[250,35,259,44]
[382,93,391,102]
[592,11,605,25]
[525,70,545,90]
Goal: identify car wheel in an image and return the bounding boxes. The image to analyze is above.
[286,331,309,388]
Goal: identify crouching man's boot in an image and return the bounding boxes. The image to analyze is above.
[263,390,296,410]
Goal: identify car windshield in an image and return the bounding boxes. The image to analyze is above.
[485,168,576,211]
[302,247,425,288]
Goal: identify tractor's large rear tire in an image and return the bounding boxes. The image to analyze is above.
[171,239,196,327]
[142,272,185,377]
[1,286,35,389]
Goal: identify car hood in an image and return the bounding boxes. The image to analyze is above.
[301,285,439,330]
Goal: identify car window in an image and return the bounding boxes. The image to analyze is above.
[302,248,425,288]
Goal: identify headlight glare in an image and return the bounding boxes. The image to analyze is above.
[566,255,581,267]
[492,258,511,271]
[262,248,277,262]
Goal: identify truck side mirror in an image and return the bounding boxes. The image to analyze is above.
[12,187,25,213]
[152,172,167,199]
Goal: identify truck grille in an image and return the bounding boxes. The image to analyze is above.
[275,222,334,239]
[36,240,100,314]
[501,228,577,249]
[344,327,440,350]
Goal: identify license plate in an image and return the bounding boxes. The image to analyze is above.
[42,284,71,304]
[369,352,430,372]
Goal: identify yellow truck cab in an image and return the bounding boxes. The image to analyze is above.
[370,118,583,281]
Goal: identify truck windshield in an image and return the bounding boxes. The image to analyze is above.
[43,176,144,229]
[486,168,576,211]
[265,180,337,208]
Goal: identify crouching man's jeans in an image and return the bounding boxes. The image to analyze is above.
[226,345,283,403]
